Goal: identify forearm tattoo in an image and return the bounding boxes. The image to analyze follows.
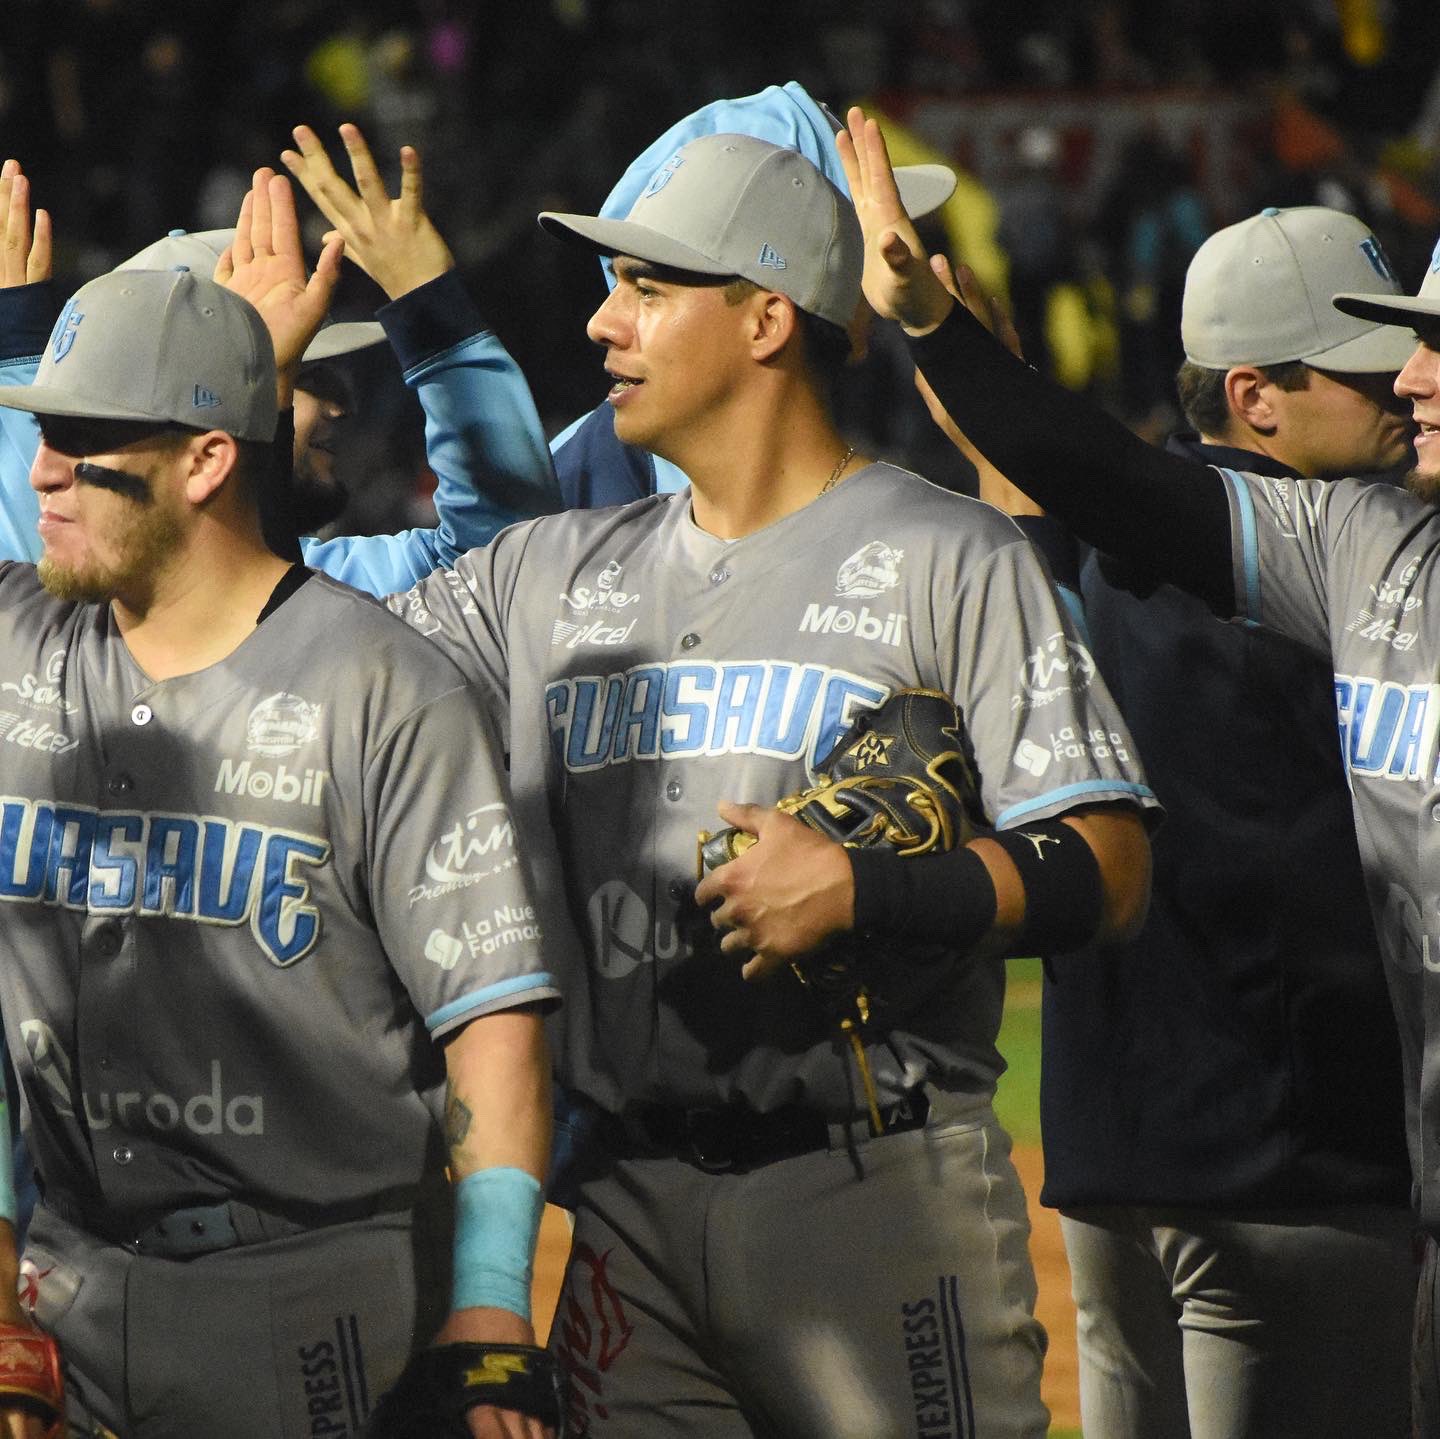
[444,1081,474,1151]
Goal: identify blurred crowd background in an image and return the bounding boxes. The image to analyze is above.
[3,0,1440,533]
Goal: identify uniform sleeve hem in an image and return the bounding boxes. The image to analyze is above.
[996,781,1160,830]
[378,270,488,374]
[425,975,561,1035]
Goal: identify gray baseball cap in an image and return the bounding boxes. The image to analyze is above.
[1334,234,1440,330]
[539,133,863,330]
[120,228,386,364]
[0,268,278,440]
[1182,206,1416,372]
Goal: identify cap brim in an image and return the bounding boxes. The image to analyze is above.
[1333,290,1440,331]
[539,213,734,275]
[894,164,957,220]
[301,321,387,363]
[542,164,958,271]
[1302,315,1421,372]
[0,383,173,425]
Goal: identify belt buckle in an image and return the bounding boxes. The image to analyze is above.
[684,1109,738,1173]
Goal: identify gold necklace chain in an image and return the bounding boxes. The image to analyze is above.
[818,444,856,496]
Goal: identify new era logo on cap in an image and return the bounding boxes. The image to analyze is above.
[758,243,787,271]
[193,385,221,410]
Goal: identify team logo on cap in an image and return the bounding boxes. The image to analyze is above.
[835,541,904,598]
[245,692,321,757]
[642,152,685,198]
[51,301,83,362]
[1360,236,1398,283]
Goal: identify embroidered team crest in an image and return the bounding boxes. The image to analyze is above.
[642,152,685,199]
[51,301,83,362]
[836,541,904,598]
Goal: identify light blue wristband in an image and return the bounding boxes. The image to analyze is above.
[0,1097,15,1229]
[452,1166,544,1320]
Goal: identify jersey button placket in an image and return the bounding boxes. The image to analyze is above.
[130,703,153,727]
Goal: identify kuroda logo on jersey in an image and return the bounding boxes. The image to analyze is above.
[411,801,518,906]
[587,880,680,978]
[19,1022,263,1136]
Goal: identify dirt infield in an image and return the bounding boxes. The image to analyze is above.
[531,1151,1083,1433]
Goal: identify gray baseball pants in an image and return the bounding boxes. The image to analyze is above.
[22,1197,451,1438]
[552,1090,1048,1438]
[1060,1204,1418,1439]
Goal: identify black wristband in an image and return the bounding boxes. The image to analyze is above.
[991,820,1104,956]
[849,846,998,954]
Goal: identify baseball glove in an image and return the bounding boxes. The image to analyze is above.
[0,1321,64,1438]
[697,688,986,1130]
[365,1342,564,1438]
[698,687,984,869]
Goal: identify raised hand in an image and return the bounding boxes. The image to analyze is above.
[0,159,52,289]
[280,123,454,300]
[214,168,342,394]
[834,108,952,335]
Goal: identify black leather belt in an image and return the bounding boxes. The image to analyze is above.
[605,1091,930,1173]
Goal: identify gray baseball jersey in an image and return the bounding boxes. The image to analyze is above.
[390,463,1159,1117]
[0,563,559,1217]
[1216,466,1440,1232]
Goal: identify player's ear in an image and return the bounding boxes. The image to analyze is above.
[183,430,240,507]
[749,291,799,363]
[1224,365,1278,436]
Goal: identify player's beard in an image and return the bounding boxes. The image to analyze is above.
[1404,463,1440,506]
[38,494,183,606]
[288,448,349,535]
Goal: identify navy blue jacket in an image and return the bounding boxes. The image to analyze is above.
[1034,435,1410,1209]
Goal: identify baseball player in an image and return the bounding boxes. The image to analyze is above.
[842,105,1440,1435]
[538,81,958,509]
[0,149,562,591]
[0,171,560,1438]
[387,130,1159,1437]
[952,209,1418,1436]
